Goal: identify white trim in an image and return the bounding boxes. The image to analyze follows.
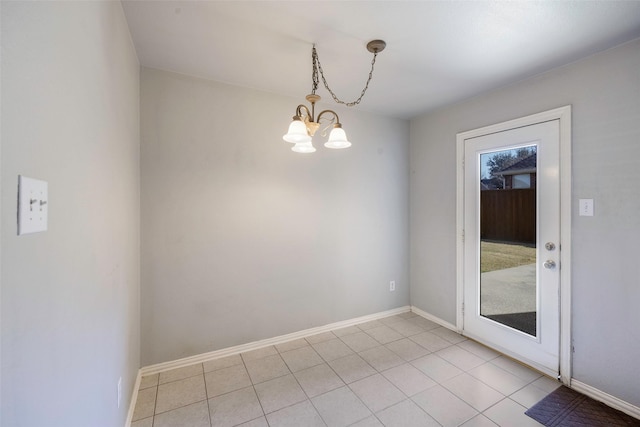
[571,380,640,420]
[558,106,573,386]
[124,371,142,427]
[406,307,639,422]
[124,306,410,426]
[456,106,572,384]
[124,304,640,426]
[456,135,465,332]
[463,330,557,379]
[139,306,410,376]
[412,305,556,378]
[412,306,555,378]
[410,306,458,332]
[410,307,640,420]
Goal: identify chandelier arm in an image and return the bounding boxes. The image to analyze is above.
[316,110,339,137]
[315,50,379,107]
[295,104,313,121]
[316,109,340,125]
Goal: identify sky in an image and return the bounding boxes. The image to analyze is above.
[480,145,536,179]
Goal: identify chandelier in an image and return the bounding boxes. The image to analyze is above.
[283,40,386,153]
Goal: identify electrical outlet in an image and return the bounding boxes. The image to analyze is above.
[118,377,122,408]
[390,281,396,292]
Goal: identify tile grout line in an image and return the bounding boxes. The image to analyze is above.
[135,312,555,426]
[241,352,270,426]
[139,307,412,377]
[282,334,347,425]
[285,344,330,427]
[152,366,212,418]
[337,320,431,424]
[152,380,158,427]
[199,364,213,427]
[274,324,388,426]
[412,339,552,426]
[342,320,437,426]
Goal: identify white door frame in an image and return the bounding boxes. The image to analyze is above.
[456,106,572,385]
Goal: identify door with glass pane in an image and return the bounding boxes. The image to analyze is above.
[462,120,560,376]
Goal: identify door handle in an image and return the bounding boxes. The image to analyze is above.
[544,260,556,269]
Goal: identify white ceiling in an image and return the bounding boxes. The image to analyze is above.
[121,1,640,119]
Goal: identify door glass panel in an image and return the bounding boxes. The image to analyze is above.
[479,145,537,336]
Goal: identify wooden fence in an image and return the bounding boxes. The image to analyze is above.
[481,189,536,243]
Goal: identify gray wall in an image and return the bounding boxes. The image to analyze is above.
[141,68,410,365]
[410,38,640,406]
[1,2,140,426]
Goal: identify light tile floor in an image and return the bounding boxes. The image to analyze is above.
[132,312,560,427]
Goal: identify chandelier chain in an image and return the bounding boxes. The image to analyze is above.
[312,46,319,94]
[311,45,378,107]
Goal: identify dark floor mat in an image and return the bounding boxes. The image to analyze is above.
[525,386,640,426]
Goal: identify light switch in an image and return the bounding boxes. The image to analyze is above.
[579,199,594,217]
[18,175,48,235]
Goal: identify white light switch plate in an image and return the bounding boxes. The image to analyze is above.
[18,175,48,235]
[579,198,594,217]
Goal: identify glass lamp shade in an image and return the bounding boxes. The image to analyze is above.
[324,126,351,149]
[291,141,316,153]
[283,119,311,143]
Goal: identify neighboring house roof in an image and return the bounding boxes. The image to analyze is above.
[498,152,537,175]
[481,178,502,190]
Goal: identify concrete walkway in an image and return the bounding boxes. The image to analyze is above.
[480,263,536,316]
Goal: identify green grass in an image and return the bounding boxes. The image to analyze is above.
[481,241,536,273]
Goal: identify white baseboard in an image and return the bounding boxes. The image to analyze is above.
[410,305,458,332]
[125,305,410,426]
[140,306,411,376]
[409,307,640,422]
[571,379,640,420]
[125,305,639,425]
